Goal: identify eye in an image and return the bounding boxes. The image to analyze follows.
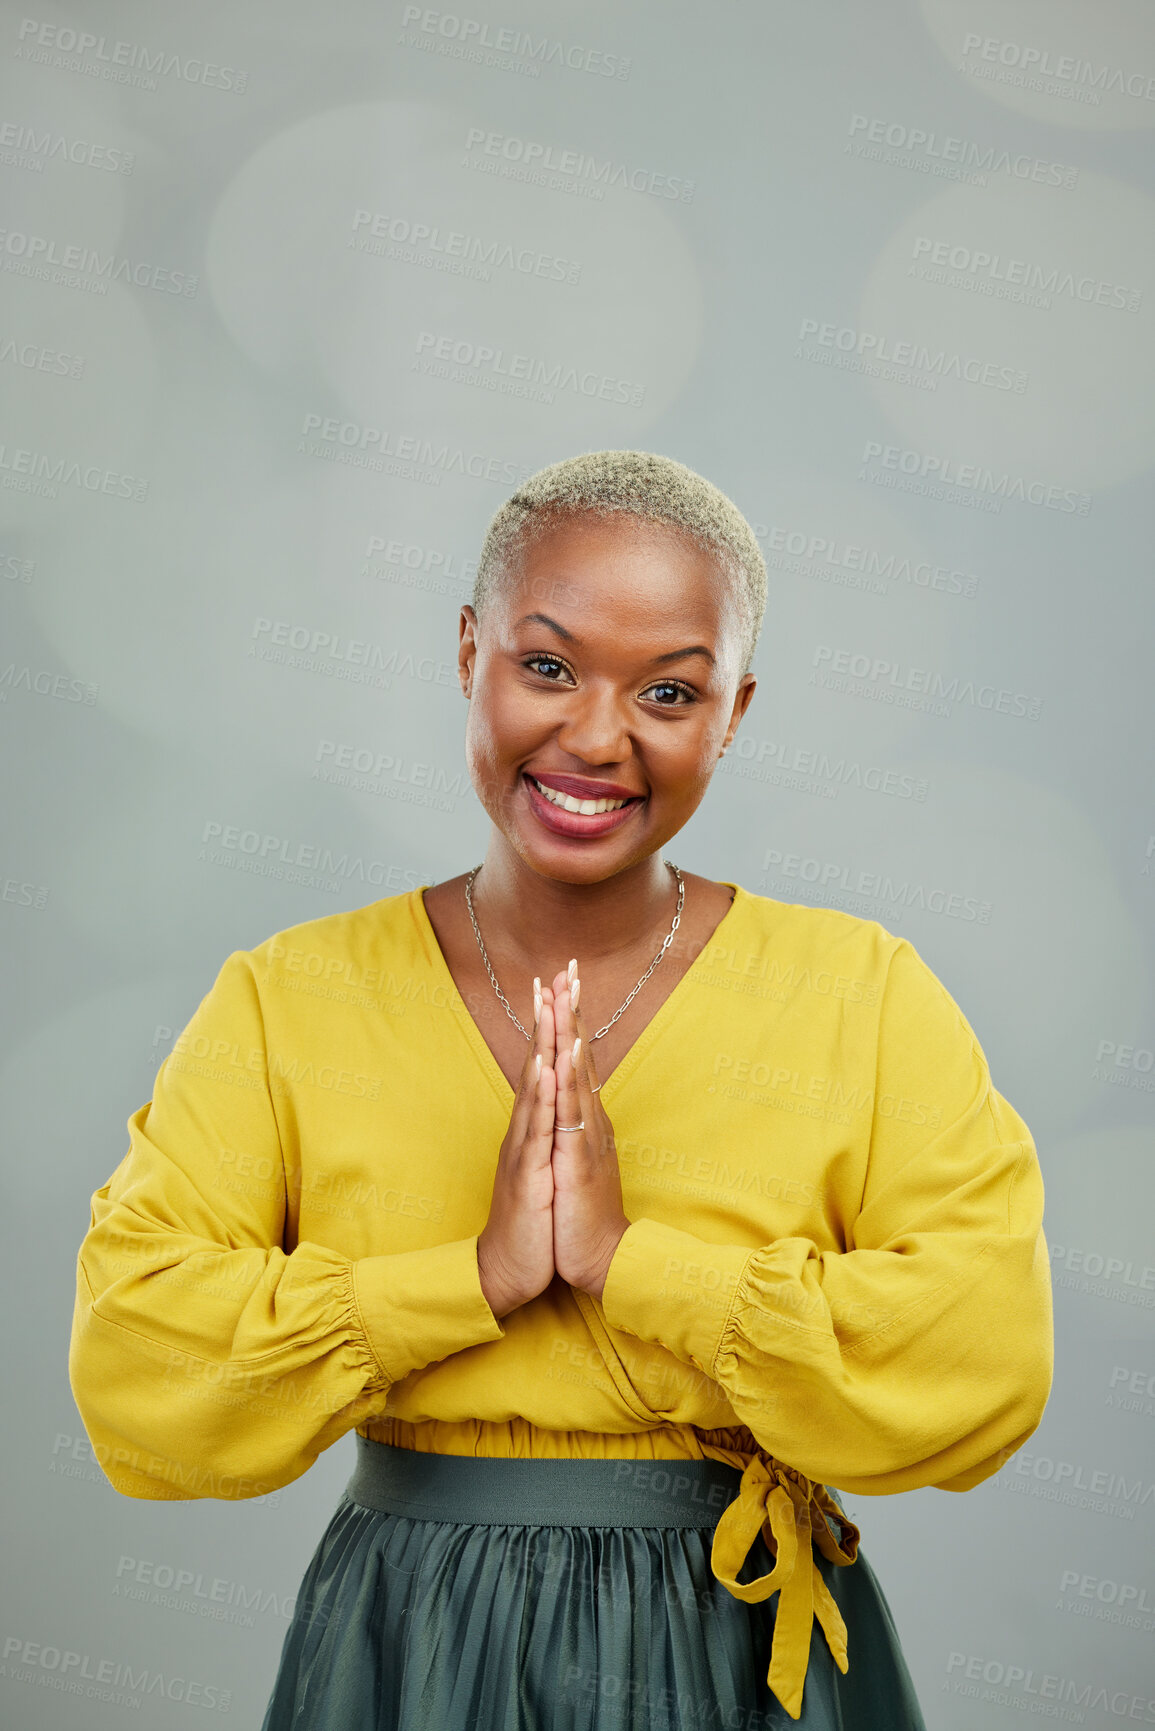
[522,654,574,683]
[642,680,698,707]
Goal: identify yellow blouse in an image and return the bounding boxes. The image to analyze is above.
[69,881,1053,1720]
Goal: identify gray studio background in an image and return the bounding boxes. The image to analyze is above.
[3,0,1154,1725]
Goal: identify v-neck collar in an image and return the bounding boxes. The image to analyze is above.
[409,879,748,1110]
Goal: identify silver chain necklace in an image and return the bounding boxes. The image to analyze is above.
[464,861,684,1042]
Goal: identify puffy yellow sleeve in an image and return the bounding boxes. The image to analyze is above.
[69,949,504,1500]
[601,936,1054,1495]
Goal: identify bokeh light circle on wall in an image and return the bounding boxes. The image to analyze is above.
[917,0,1155,132]
[857,170,1155,492]
[204,100,703,441]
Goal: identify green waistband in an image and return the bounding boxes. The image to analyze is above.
[346,1436,745,1528]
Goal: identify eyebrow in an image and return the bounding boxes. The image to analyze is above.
[514,613,716,668]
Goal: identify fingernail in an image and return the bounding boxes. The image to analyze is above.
[567,957,577,982]
[533,975,541,994]
[570,975,580,1011]
[533,990,542,1026]
[572,1036,581,1067]
[534,1052,542,1079]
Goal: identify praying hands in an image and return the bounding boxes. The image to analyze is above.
[476,961,632,1318]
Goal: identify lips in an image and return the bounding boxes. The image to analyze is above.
[522,773,644,840]
[528,776,631,814]
[528,771,644,801]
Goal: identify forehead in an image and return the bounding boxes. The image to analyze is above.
[502,510,739,631]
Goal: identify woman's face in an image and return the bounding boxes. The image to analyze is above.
[458,511,757,883]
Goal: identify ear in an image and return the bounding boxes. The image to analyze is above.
[719,673,757,752]
[458,605,479,698]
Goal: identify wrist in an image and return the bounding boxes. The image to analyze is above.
[579,1216,631,1304]
[476,1238,521,1320]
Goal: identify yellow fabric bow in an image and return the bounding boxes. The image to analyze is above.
[710,1453,861,1721]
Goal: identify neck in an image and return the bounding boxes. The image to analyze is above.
[471,839,679,973]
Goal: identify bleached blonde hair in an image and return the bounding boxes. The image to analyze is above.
[473,449,767,677]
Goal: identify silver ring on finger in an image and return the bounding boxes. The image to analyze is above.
[590,1082,602,1093]
[556,1120,585,1133]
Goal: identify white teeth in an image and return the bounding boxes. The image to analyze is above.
[531,777,630,816]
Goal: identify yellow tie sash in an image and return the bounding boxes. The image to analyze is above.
[709,1453,861,1721]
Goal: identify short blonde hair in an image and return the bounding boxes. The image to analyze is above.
[473,449,767,677]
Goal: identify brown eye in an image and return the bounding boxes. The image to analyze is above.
[644,681,696,706]
[523,655,573,681]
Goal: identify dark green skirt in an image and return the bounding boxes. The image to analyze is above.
[261,1438,926,1730]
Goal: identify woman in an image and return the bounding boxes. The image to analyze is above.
[70,449,1054,1730]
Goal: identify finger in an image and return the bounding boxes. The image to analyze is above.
[568,967,602,1096]
[565,1018,598,1152]
[550,969,572,1058]
[510,988,554,1142]
[524,1055,557,1167]
[534,977,556,1059]
[552,1025,584,1150]
[556,965,600,1128]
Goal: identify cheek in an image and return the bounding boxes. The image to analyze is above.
[470,677,538,752]
[463,706,497,789]
[463,682,534,802]
[650,727,715,791]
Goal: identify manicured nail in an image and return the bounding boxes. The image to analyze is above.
[533,990,542,1027]
[567,957,577,982]
[534,1051,542,1079]
[533,975,541,994]
[572,1036,581,1068]
[571,975,580,1012]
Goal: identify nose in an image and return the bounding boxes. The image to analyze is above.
[553,681,634,766]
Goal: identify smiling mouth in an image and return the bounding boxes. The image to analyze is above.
[526,775,637,815]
